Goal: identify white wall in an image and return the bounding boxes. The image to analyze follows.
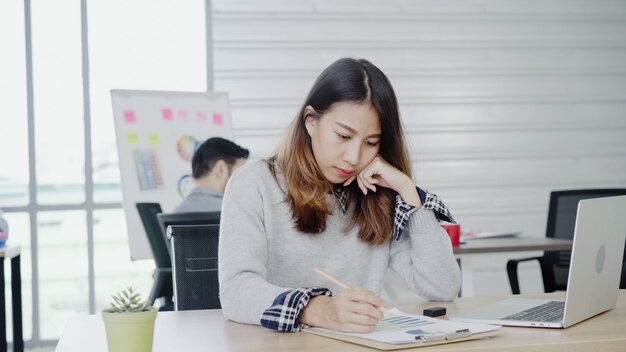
[212,0,626,297]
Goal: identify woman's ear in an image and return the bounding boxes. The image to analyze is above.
[304,105,317,136]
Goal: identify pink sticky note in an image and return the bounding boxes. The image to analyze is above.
[123,110,136,123]
[177,108,189,120]
[212,113,223,126]
[196,111,207,123]
[162,108,173,121]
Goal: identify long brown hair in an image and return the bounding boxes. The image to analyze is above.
[270,58,412,245]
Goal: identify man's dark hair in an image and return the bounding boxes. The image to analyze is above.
[192,137,249,179]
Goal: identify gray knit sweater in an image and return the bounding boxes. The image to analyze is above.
[218,160,461,325]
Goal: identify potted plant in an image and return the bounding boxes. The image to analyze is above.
[102,287,157,352]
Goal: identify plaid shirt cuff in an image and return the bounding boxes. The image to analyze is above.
[260,287,332,332]
[393,187,455,241]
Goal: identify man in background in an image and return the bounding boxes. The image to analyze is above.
[174,137,249,213]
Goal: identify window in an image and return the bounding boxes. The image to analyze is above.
[93,209,153,311]
[88,0,206,203]
[2,0,207,345]
[32,0,85,206]
[37,210,88,339]
[0,0,28,207]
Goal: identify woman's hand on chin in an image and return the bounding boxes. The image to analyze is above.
[343,155,421,207]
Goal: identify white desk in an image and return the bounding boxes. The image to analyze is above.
[56,291,626,352]
[453,237,573,296]
[453,237,572,255]
[0,244,23,352]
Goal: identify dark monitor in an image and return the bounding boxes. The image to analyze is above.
[157,211,221,252]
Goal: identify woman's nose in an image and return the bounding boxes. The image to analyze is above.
[343,141,362,166]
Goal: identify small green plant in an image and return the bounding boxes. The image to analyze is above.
[106,287,152,313]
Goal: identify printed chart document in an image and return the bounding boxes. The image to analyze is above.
[304,308,501,350]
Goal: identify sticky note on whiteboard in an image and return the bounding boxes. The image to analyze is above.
[162,108,174,121]
[127,132,139,145]
[212,113,223,126]
[148,133,160,145]
[123,110,136,123]
[196,111,207,123]
[177,108,188,120]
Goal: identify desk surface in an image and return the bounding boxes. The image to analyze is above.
[453,237,572,255]
[0,244,21,258]
[56,290,626,352]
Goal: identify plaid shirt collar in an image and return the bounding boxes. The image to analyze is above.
[331,186,455,241]
[331,187,349,213]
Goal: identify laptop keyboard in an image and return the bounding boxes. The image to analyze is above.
[502,301,565,322]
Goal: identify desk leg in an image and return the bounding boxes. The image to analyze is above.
[0,259,6,352]
[458,256,475,297]
[11,255,23,352]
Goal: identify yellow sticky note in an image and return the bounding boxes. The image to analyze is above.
[127,132,139,145]
[148,132,160,145]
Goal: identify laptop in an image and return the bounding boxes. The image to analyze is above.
[449,195,626,328]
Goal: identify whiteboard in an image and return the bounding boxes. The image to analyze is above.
[111,89,233,260]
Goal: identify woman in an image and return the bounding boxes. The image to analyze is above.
[218,58,461,333]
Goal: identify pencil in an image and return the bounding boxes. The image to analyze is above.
[314,268,389,314]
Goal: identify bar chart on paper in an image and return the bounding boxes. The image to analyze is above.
[306,308,500,345]
[375,315,434,333]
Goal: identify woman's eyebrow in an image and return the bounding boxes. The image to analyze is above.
[335,122,381,138]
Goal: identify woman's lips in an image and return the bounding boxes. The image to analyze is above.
[335,167,352,177]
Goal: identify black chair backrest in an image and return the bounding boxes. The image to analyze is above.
[136,203,170,269]
[544,189,626,291]
[157,211,221,252]
[168,224,221,310]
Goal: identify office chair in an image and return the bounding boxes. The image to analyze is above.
[156,211,221,252]
[135,203,174,310]
[507,189,626,294]
[167,224,221,310]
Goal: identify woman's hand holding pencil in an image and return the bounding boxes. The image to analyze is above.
[314,268,390,315]
[298,268,388,333]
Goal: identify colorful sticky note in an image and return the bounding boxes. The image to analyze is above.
[177,108,189,120]
[148,132,160,145]
[162,108,173,121]
[212,113,223,126]
[196,111,207,123]
[123,110,136,123]
[126,132,139,145]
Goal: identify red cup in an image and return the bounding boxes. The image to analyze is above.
[441,223,461,247]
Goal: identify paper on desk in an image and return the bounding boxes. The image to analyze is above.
[307,308,500,345]
[462,230,522,240]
